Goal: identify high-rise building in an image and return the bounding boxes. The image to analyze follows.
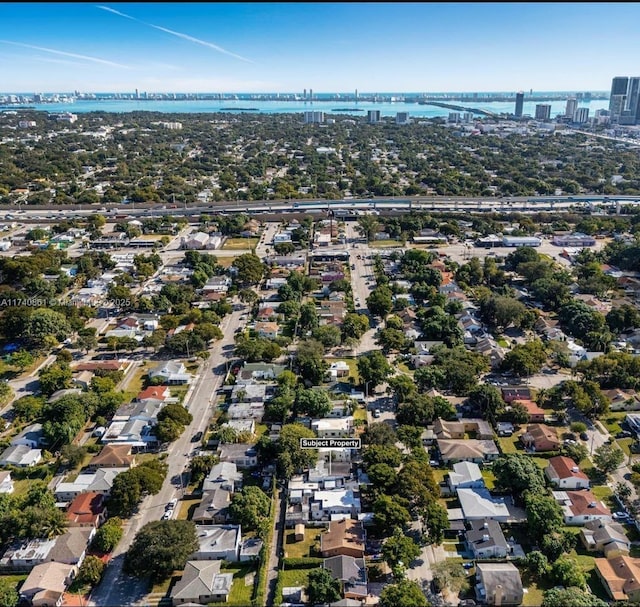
[514,92,524,118]
[303,111,324,124]
[573,107,589,124]
[309,88,313,101]
[303,88,307,101]
[367,110,381,124]
[565,97,578,118]
[395,112,411,125]
[535,104,551,121]
[609,77,629,122]
[620,77,640,125]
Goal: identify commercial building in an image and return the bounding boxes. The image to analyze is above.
[609,76,640,124]
[502,236,542,247]
[395,112,410,125]
[551,233,596,247]
[514,92,524,118]
[535,104,551,121]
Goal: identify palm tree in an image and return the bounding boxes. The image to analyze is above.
[357,215,380,242]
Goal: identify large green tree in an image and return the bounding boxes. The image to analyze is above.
[124,520,198,582]
[379,579,429,607]
[306,568,341,605]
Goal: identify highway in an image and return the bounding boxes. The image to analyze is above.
[3,194,640,224]
[87,307,243,607]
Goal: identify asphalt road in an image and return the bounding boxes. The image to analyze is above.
[87,307,244,607]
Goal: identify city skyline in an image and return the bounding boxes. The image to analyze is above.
[1,2,640,93]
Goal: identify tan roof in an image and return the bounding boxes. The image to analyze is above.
[596,555,640,600]
[515,399,546,416]
[320,519,365,556]
[21,562,75,598]
[88,444,135,468]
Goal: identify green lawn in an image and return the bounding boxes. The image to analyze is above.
[176,497,200,521]
[498,433,522,454]
[602,412,628,435]
[283,528,322,558]
[217,256,238,268]
[222,237,259,250]
[331,358,359,381]
[221,563,258,606]
[369,239,403,248]
[481,469,496,490]
[353,407,367,422]
[275,569,312,606]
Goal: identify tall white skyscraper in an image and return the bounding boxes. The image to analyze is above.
[565,97,578,118]
[573,107,589,124]
[303,111,324,124]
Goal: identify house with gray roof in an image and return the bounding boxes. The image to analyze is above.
[465,519,509,559]
[191,489,231,525]
[447,461,485,494]
[580,519,631,556]
[148,360,192,384]
[456,488,514,522]
[231,383,267,403]
[190,525,241,561]
[323,555,367,600]
[217,444,258,469]
[0,445,42,467]
[47,527,95,566]
[10,423,45,449]
[170,560,233,606]
[202,462,242,493]
[475,562,523,606]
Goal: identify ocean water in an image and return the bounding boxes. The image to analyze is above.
[2,98,611,118]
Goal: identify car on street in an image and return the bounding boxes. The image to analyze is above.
[580,432,589,441]
[161,510,173,520]
[166,498,178,511]
[191,431,203,443]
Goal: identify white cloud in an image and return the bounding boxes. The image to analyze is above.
[96,5,255,64]
[0,40,130,69]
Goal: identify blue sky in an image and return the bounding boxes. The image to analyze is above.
[1,2,639,93]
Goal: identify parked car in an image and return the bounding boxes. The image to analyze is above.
[613,511,630,520]
[580,432,589,441]
[373,409,381,418]
[191,431,203,443]
[166,498,178,511]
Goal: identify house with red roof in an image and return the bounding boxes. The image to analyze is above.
[545,456,590,490]
[65,492,107,528]
[514,399,546,423]
[136,385,170,403]
[553,489,612,525]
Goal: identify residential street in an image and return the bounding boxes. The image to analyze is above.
[87,307,244,607]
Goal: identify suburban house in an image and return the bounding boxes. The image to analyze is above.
[0,537,57,569]
[10,423,45,449]
[191,525,242,561]
[595,554,640,602]
[434,418,494,440]
[19,562,77,607]
[310,489,361,522]
[520,424,560,452]
[231,383,267,403]
[311,417,354,438]
[217,444,258,469]
[553,490,612,525]
[251,320,278,340]
[53,468,128,502]
[512,399,546,423]
[545,456,590,490]
[604,389,640,412]
[191,489,232,525]
[0,445,42,467]
[65,492,107,528]
[170,560,233,606]
[240,538,263,562]
[437,439,500,464]
[86,444,137,471]
[465,519,509,559]
[136,385,170,403]
[447,461,485,494]
[0,471,14,494]
[328,361,350,379]
[475,562,524,606]
[47,527,95,566]
[226,402,265,420]
[501,387,532,403]
[148,360,192,384]
[202,462,243,493]
[581,520,631,556]
[457,488,512,522]
[236,363,286,384]
[323,555,368,600]
[320,519,366,559]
